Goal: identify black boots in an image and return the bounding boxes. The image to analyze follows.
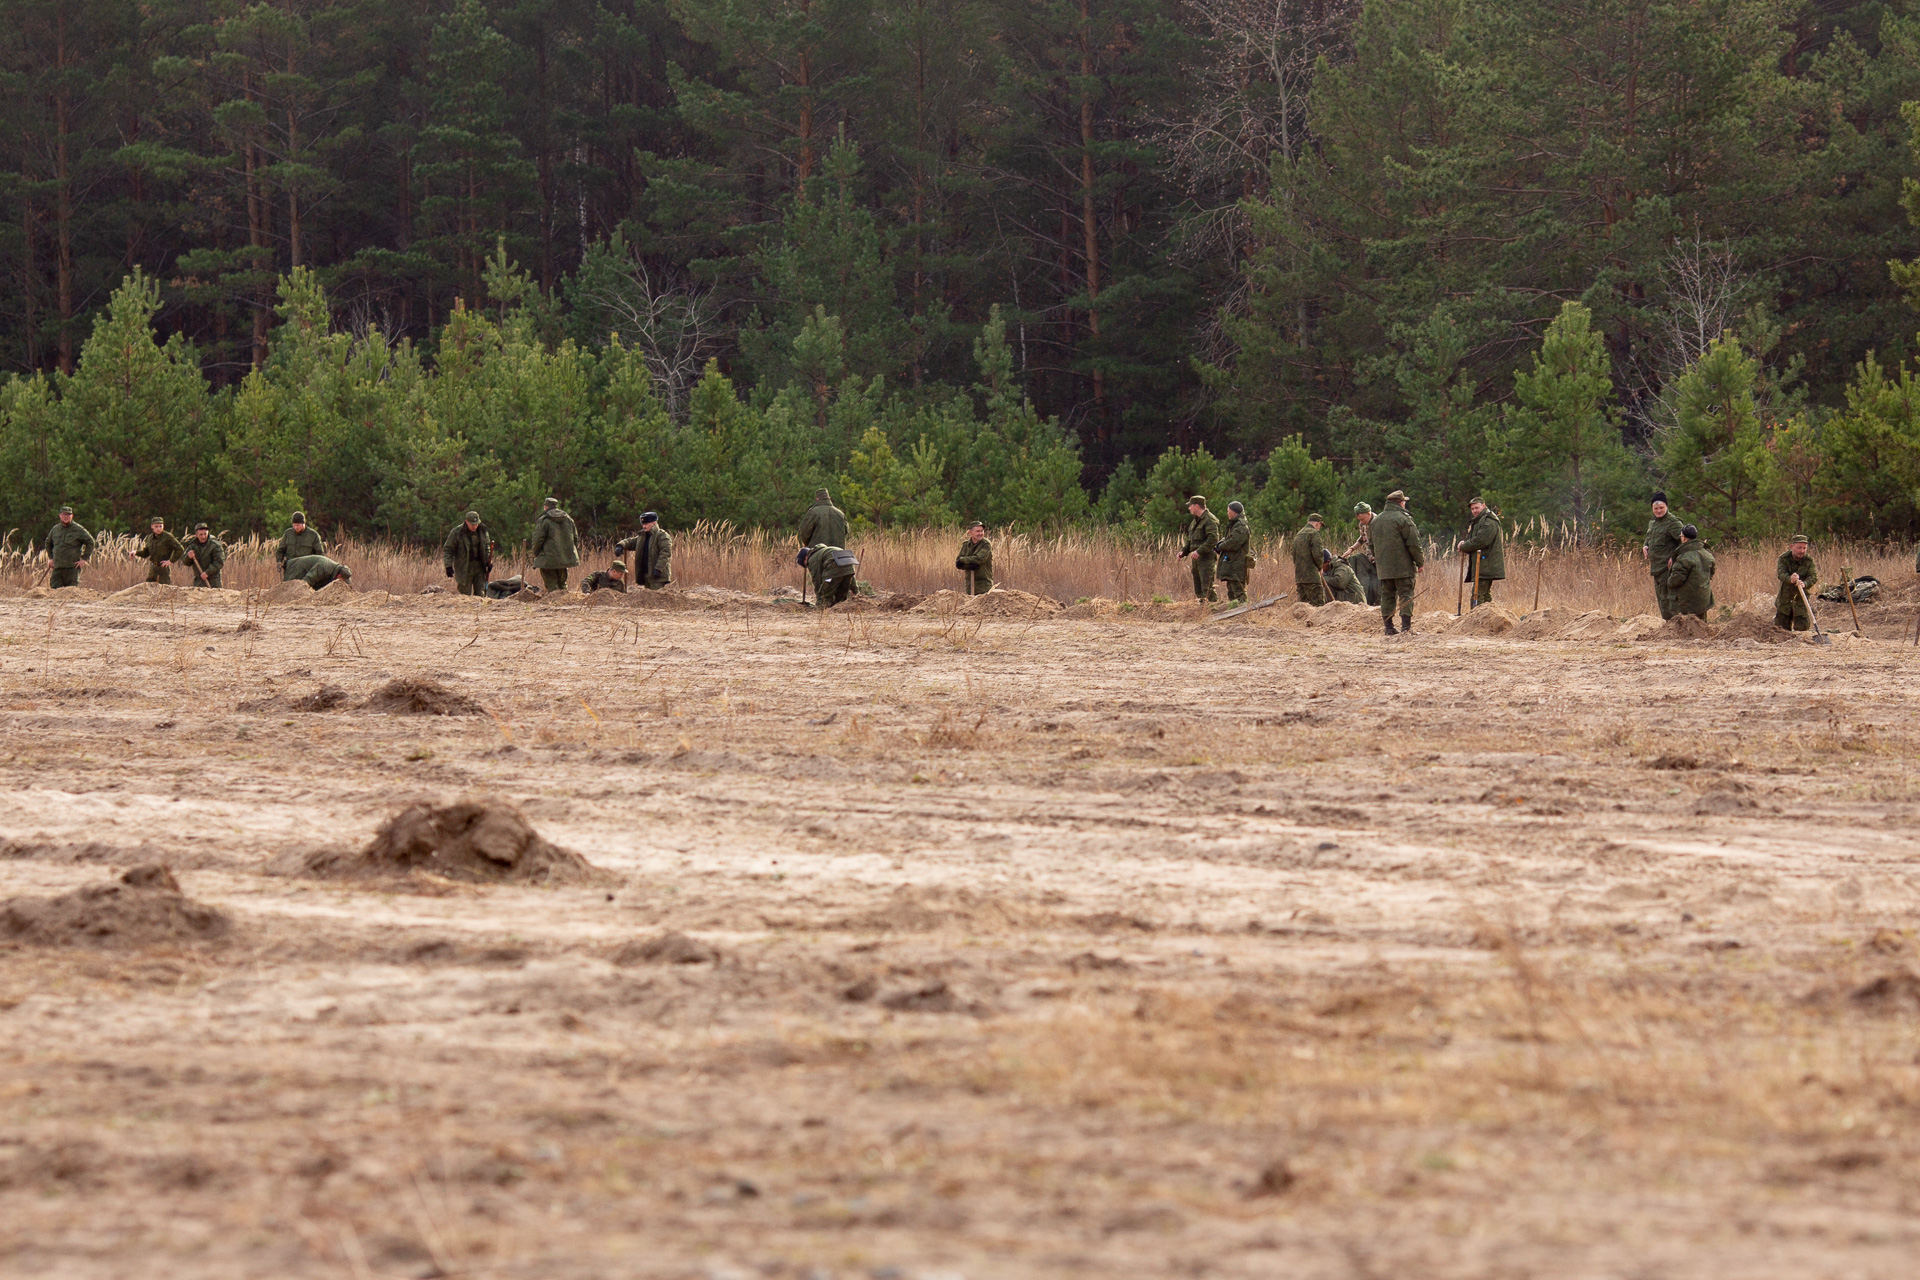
[1383,617,1397,636]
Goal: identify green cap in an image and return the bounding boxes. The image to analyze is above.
[58,505,72,515]
[544,497,559,509]
[150,516,164,526]
[464,510,480,522]
[1352,502,1372,515]
[1187,494,1207,506]
[291,511,306,523]
[610,560,626,572]
[1307,512,1325,524]
[1790,533,1810,544]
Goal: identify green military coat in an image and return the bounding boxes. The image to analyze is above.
[442,521,495,578]
[1775,550,1818,610]
[1370,505,1425,579]
[806,543,858,598]
[1665,541,1715,617]
[1181,509,1221,560]
[45,520,97,567]
[1460,509,1506,580]
[955,537,994,593]
[275,525,324,567]
[1215,514,1252,582]
[1645,513,1685,578]
[531,509,580,570]
[1290,524,1329,584]
[798,501,850,551]
[182,535,225,586]
[615,527,673,589]
[139,531,186,582]
[285,554,347,588]
[1324,559,1366,604]
[580,571,628,594]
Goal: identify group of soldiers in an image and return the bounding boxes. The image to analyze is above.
[42,507,351,591]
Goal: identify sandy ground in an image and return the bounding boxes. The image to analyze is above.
[3,584,1920,1280]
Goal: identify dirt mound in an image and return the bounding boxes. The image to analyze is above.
[105,582,190,604]
[1306,600,1382,633]
[293,684,350,711]
[1641,614,1716,641]
[834,885,1044,933]
[1554,611,1622,640]
[285,800,610,885]
[31,586,105,600]
[1715,611,1793,644]
[1449,604,1519,636]
[263,580,315,603]
[877,592,927,611]
[365,677,484,716]
[1608,614,1667,641]
[0,865,231,948]
[613,931,721,965]
[1059,597,1118,619]
[910,588,1062,618]
[1509,607,1578,640]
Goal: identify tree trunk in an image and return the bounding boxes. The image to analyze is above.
[1078,0,1104,416]
[796,47,815,181]
[54,9,75,373]
[537,30,554,293]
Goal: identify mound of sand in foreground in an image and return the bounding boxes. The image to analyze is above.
[1447,604,1520,636]
[365,677,485,716]
[1640,613,1717,641]
[0,865,231,948]
[910,588,1063,617]
[277,800,610,885]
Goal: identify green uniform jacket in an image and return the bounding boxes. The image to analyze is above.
[1181,510,1221,560]
[615,528,673,589]
[531,509,580,570]
[580,571,628,593]
[442,521,495,578]
[1644,513,1685,577]
[1665,542,1715,616]
[182,535,225,584]
[138,531,186,580]
[798,502,850,551]
[806,543,858,596]
[285,554,347,588]
[1460,510,1506,580]
[1215,514,1252,581]
[1370,505,1425,579]
[1324,560,1365,604]
[1290,524,1329,583]
[275,526,324,566]
[955,537,994,592]
[1775,551,1818,609]
[45,520,97,567]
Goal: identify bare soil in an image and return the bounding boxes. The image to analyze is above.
[2,585,1919,1279]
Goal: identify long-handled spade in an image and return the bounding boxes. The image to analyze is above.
[1794,579,1832,646]
[1840,564,1864,635]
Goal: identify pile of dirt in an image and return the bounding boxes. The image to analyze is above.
[1609,614,1667,641]
[262,579,315,603]
[365,677,484,716]
[104,582,190,604]
[282,800,610,885]
[28,586,104,599]
[909,588,1063,618]
[1305,600,1383,633]
[1715,611,1794,644]
[1555,611,1624,641]
[1058,597,1118,619]
[612,931,721,966]
[292,684,350,712]
[833,885,1046,933]
[1508,607,1578,640]
[0,865,231,948]
[876,592,927,611]
[1641,614,1716,641]
[1449,604,1519,636]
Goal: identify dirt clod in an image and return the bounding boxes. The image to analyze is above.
[292,684,348,712]
[1849,970,1920,1012]
[288,800,609,885]
[613,931,720,966]
[0,865,231,948]
[365,677,484,716]
[1247,1159,1297,1198]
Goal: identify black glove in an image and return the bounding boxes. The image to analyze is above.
[444,566,453,577]
[955,558,967,570]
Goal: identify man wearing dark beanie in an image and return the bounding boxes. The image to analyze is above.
[1642,492,1686,619]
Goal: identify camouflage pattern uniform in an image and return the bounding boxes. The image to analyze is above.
[1324,557,1366,605]
[1371,500,1425,631]
[1181,502,1222,603]
[138,527,186,584]
[1345,506,1380,605]
[805,544,859,608]
[275,521,324,569]
[580,569,628,594]
[955,536,994,594]
[182,533,226,587]
[1214,512,1252,604]
[442,517,495,596]
[44,517,96,589]
[1291,521,1330,605]
[614,526,673,590]
[1644,512,1687,620]
[1459,508,1506,606]
[1775,548,1819,631]
[285,554,349,589]
[798,490,850,551]
[1665,540,1715,619]
[531,503,579,593]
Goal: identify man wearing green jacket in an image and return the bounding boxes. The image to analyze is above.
[1457,498,1505,608]
[956,522,993,594]
[285,555,352,590]
[1643,493,1687,620]
[1215,502,1252,604]
[1665,525,1715,619]
[1775,534,1819,631]
[138,518,186,585]
[1372,490,1425,636]
[1179,496,1222,603]
[798,488,849,551]
[275,512,324,569]
[615,512,672,590]
[442,511,495,596]
[1291,513,1330,605]
[530,497,579,593]
[1322,550,1366,605]
[44,507,95,589]
[800,544,859,608]
[182,524,225,587]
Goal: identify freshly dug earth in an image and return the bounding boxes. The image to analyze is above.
[3,594,1920,1280]
[0,865,230,947]
[364,676,485,715]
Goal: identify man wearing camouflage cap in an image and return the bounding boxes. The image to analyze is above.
[1775,534,1819,632]
[1179,495,1221,603]
[137,517,185,585]
[1291,512,1331,605]
[1372,490,1425,635]
[1214,502,1253,603]
[581,560,629,593]
[530,496,579,593]
[443,510,495,596]
[1344,501,1379,604]
[275,511,324,569]
[183,523,225,587]
[44,506,96,589]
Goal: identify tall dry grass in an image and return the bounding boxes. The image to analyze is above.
[2,523,1911,615]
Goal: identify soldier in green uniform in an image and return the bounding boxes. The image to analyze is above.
[614,512,672,590]
[1344,502,1379,605]
[1457,497,1506,607]
[581,561,629,593]
[1321,550,1366,604]
[1215,502,1252,603]
[1665,525,1715,619]
[1372,490,1425,635]
[1775,534,1819,631]
[1291,513,1331,605]
[800,544,859,608]
[1179,495,1222,603]
[275,512,324,570]
[44,506,95,589]
[442,510,495,596]
[955,521,993,593]
[1642,492,1686,620]
[182,524,225,587]
[798,488,850,550]
[138,518,185,585]
[285,554,352,589]
[530,496,579,593]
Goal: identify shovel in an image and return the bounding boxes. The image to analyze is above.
[1793,580,1832,646]
[1840,565,1863,635]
